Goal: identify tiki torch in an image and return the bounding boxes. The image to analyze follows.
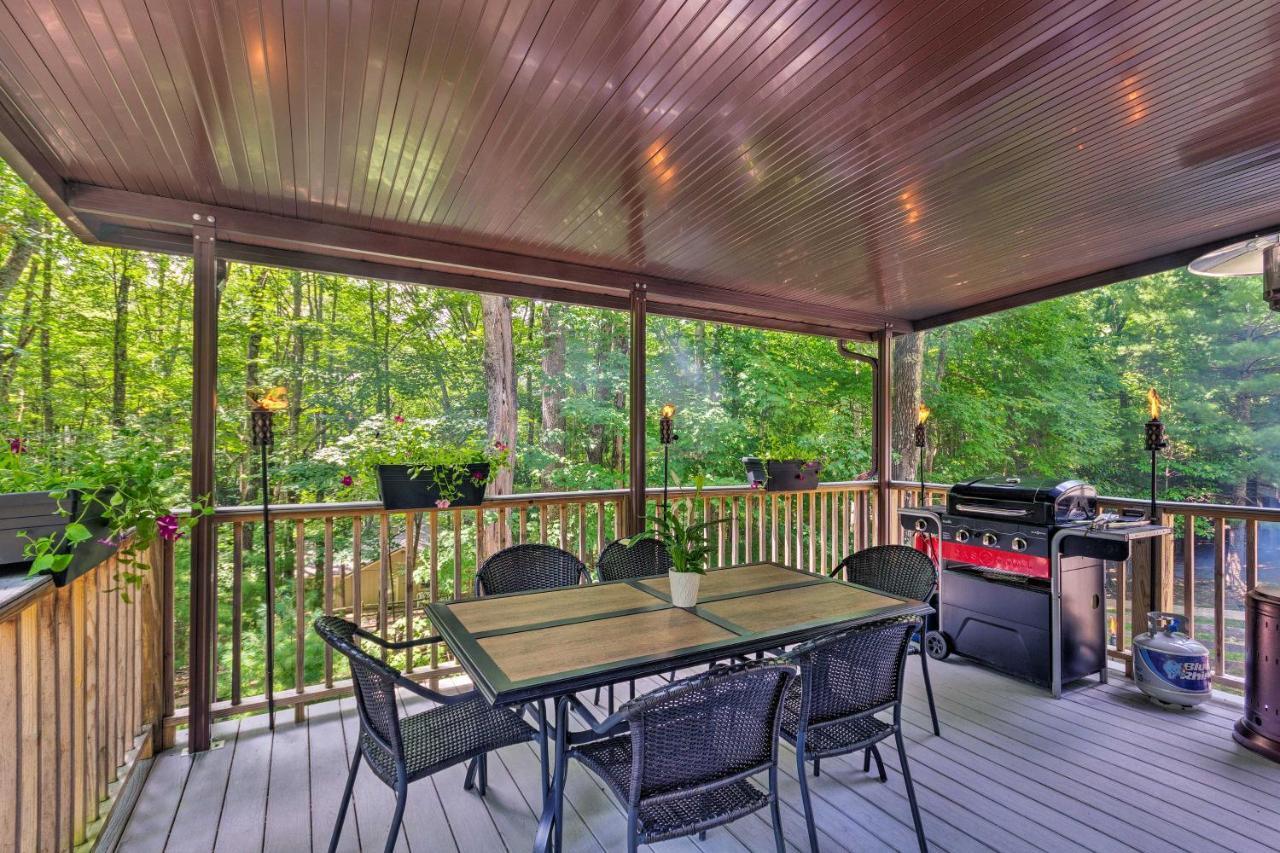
[1143,388,1167,520]
[249,387,287,729]
[659,404,678,512]
[915,403,931,506]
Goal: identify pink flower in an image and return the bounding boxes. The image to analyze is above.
[157,514,181,542]
[7,437,26,454]
[393,415,405,424]
[749,481,761,490]
[471,470,485,481]
[341,474,354,487]
[493,440,507,451]
[435,499,450,509]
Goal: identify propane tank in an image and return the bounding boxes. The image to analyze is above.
[1132,611,1211,709]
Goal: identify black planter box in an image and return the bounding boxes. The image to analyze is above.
[376,463,490,510]
[742,457,822,492]
[0,490,117,586]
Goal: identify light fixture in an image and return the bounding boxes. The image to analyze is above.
[1188,234,1280,311]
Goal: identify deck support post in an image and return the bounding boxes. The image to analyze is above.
[628,283,648,536]
[1131,515,1174,622]
[874,329,893,545]
[189,222,219,753]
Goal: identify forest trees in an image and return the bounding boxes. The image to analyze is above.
[0,156,1276,511]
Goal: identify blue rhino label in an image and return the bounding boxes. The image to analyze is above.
[1137,647,1211,692]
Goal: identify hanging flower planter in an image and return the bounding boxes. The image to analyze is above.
[742,457,822,492]
[0,490,117,586]
[376,463,491,511]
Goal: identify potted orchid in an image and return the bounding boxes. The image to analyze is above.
[316,414,511,511]
[626,496,729,607]
[742,440,823,493]
[1,429,205,593]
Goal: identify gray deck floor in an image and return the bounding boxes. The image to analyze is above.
[114,658,1280,853]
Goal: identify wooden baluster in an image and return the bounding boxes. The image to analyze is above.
[378,514,390,661]
[559,503,569,552]
[323,517,334,688]
[453,508,463,599]
[475,507,485,576]
[405,513,418,672]
[818,491,827,573]
[294,519,306,721]
[717,499,726,567]
[231,521,243,705]
[430,510,441,667]
[498,506,508,553]
[596,501,606,556]
[798,494,807,572]
[577,503,586,565]
[210,528,218,703]
[539,505,548,544]
[1183,514,1195,639]
[1213,517,1226,677]
[516,505,525,545]
[783,496,792,567]
[1245,518,1259,591]
[731,497,739,565]
[352,517,363,632]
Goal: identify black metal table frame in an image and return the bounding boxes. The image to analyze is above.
[900,507,1171,698]
[426,562,931,853]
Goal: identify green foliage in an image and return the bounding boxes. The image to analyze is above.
[627,497,730,574]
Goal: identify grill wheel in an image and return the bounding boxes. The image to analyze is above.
[925,630,953,660]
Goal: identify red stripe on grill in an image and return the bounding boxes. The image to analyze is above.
[940,541,1050,580]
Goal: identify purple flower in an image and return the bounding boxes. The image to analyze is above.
[157,514,181,542]
[7,437,26,454]
[493,440,507,451]
[393,414,405,424]
[471,470,485,481]
[435,499,451,509]
[341,474,354,487]
[749,481,761,490]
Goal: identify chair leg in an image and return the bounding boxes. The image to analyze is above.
[463,756,478,791]
[863,747,871,773]
[919,650,941,736]
[626,808,640,853]
[813,756,821,777]
[629,678,636,701]
[895,729,928,853]
[328,747,361,853]
[608,682,615,715]
[871,744,887,782]
[385,777,408,853]
[769,766,786,853]
[593,685,601,705]
[478,752,488,796]
[794,741,819,853]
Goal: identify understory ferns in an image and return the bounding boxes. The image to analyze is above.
[314,413,511,506]
[2,428,208,599]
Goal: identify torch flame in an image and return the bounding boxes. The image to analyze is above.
[661,403,676,419]
[1147,387,1162,420]
[917,403,931,425]
[248,386,288,413]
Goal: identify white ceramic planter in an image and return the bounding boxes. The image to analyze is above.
[669,570,702,607]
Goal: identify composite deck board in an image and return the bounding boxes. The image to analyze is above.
[115,659,1280,852]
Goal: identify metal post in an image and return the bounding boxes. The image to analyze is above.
[874,329,893,545]
[189,222,218,753]
[628,283,647,535]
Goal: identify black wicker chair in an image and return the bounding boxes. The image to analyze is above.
[560,661,797,853]
[781,617,928,853]
[596,537,673,581]
[474,542,590,596]
[314,616,536,853]
[594,538,676,710]
[830,545,940,735]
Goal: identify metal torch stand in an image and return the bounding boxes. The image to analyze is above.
[900,508,1170,699]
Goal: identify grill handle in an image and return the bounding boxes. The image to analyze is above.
[952,503,1032,518]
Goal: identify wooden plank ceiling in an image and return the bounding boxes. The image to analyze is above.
[0,0,1278,336]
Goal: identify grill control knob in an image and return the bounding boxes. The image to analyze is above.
[981,531,999,547]
[914,518,929,532]
[1011,536,1028,552]
[955,528,971,543]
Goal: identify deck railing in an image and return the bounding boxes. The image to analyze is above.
[161,478,1277,740]
[162,481,879,741]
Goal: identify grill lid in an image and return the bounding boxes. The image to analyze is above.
[947,477,1097,525]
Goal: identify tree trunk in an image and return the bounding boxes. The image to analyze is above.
[0,208,40,307]
[38,245,52,431]
[540,302,566,483]
[110,252,132,427]
[481,295,516,556]
[891,331,925,481]
[0,256,39,409]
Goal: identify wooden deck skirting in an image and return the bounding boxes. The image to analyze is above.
[115,657,1280,852]
[0,543,166,852]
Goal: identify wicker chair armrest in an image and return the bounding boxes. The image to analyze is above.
[393,675,470,705]
[350,622,443,650]
[828,563,846,579]
[567,693,630,736]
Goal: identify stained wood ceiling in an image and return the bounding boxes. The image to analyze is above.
[1,0,1278,336]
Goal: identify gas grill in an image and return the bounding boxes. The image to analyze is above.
[902,477,1169,697]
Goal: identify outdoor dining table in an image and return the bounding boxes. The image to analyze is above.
[426,560,932,853]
